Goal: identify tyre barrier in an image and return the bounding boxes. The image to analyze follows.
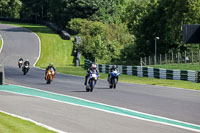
[85,60,200,83]
[0,65,4,85]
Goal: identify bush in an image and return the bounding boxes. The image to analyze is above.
[67,18,133,64]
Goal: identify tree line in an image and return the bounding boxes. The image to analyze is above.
[1,0,200,65]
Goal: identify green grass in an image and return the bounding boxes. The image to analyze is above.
[1,21,200,90]
[0,112,56,133]
[148,63,200,71]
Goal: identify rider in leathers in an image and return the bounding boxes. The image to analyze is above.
[107,65,119,82]
[45,63,56,79]
[84,63,99,85]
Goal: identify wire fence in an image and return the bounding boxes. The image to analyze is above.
[140,50,200,66]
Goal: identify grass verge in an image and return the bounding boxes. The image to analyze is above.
[0,112,56,133]
[1,21,200,90]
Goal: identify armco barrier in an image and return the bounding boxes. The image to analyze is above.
[85,60,199,83]
[0,65,4,85]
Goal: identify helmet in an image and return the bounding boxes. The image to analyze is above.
[91,63,96,69]
[49,63,53,67]
[112,65,116,69]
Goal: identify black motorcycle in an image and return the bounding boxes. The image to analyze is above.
[22,65,30,75]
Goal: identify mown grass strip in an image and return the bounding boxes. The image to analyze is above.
[1,21,200,90]
[0,111,56,133]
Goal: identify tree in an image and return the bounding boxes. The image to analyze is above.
[124,0,158,60]
[125,0,200,61]
[90,0,128,24]
[0,0,22,18]
[20,0,49,21]
[49,0,100,27]
[68,18,133,63]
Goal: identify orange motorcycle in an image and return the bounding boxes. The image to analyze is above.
[46,68,55,84]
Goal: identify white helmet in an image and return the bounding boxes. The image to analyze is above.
[91,63,96,69]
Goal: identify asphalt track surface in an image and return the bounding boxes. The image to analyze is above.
[0,24,200,133]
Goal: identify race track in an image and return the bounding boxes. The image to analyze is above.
[0,24,200,133]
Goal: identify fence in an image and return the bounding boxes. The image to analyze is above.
[140,51,200,65]
[84,60,200,83]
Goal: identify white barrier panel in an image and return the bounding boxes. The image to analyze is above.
[187,70,196,82]
[127,66,132,75]
[159,69,166,79]
[137,66,143,77]
[102,64,106,73]
[173,70,181,80]
[96,64,99,70]
[118,65,123,74]
[109,65,112,69]
[148,67,154,78]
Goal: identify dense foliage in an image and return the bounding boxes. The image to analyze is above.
[1,0,200,65]
[68,18,133,63]
[0,0,21,18]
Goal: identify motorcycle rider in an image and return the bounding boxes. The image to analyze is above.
[18,57,23,68]
[23,59,30,67]
[18,57,23,62]
[84,63,99,85]
[107,65,119,82]
[22,59,30,72]
[45,63,56,79]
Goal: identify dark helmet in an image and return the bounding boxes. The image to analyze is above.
[112,65,117,69]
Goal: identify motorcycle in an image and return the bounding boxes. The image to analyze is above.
[46,68,55,84]
[109,70,120,89]
[22,65,29,75]
[86,70,99,92]
[18,60,23,68]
